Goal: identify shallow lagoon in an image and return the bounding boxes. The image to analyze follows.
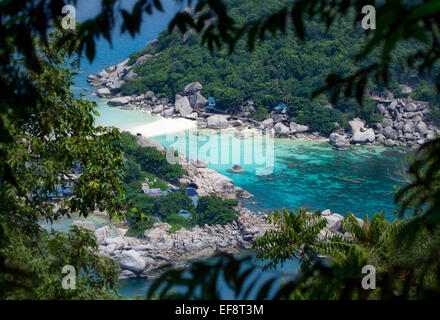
[150,128,408,221]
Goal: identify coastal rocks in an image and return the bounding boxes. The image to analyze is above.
[352,128,375,144]
[190,159,207,168]
[147,38,159,47]
[107,96,130,106]
[370,98,439,148]
[349,118,375,144]
[105,237,127,250]
[323,213,344,233]
[404,102,417,112]
[184,82,203,95]
[185,112,198,120]
[72,220,95,231]
[384,139,396,147]
[175,96,193,117]
[118,250,146,274]
[382,118,393,128]
[161,107,175,117]
[118,269,137,280]
[272,114,284,123]
[122,103,136,110]
[103,209,269,278]
[383,126,398,139]
[122,70,138,82]
[134,54,153,66]
[90,59,131,93]
[94,226,111,244]
[229,165,244,173]
[290,122,309,133]
[236,209,272,242]
[96,87,112,98]
[415,121,428,135]
[230,120,243,127]
[274,122,290,137]
[234,187,253,199]
[145,90,155,99]
[262,118,274,128]
[188,92,208,109]
[178,163,235,196]
[237,100,256,117]
[233,130,245,139]
[99,207,372,280]
[206,115,229,129]
[376,104,387,115]
[403,122,415,133]
[152,105,164,114]
[329,133,349,150]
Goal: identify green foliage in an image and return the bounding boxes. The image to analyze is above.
[155,191,195,220]
[3,0,440,301]
[122,0,397,133]
[192,195,238,226]
[0,31,124,299]
[168,0,440,107]
[144,172,169,191]
[125,209,154,238]
[253,207,328,267]
[426,106,440,127]
[287,97,346,134]
[120,132,186,182]
[0,226,120,300]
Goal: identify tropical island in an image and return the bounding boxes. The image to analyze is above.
[1,0,440,302]
[76,0,440,283]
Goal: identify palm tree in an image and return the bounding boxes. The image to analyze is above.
[253,207,328,268]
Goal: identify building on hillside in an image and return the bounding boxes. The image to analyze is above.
[206,97,216,112]
[142,187,163,197]
[205,97,228,114]
[168,188,198,196]
[176,209,192,219]
[273,103,287,114]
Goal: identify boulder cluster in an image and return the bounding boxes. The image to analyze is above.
[374,100,437,148]
[90,209,273,279]
[258,114,322,140]
[72,208,357,280]
[88,60,207,120]
[329,99,438,150]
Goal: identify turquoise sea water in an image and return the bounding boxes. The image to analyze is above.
[70,0,409,299]
[151,130,407,221]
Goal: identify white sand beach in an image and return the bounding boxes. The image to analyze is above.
[128,116,197,137]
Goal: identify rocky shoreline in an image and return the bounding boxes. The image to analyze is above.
[90,208,273,280]
[88,59,438,150]
[136,135,253,200]
[83,58,438,279]
[70,208,354,280]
